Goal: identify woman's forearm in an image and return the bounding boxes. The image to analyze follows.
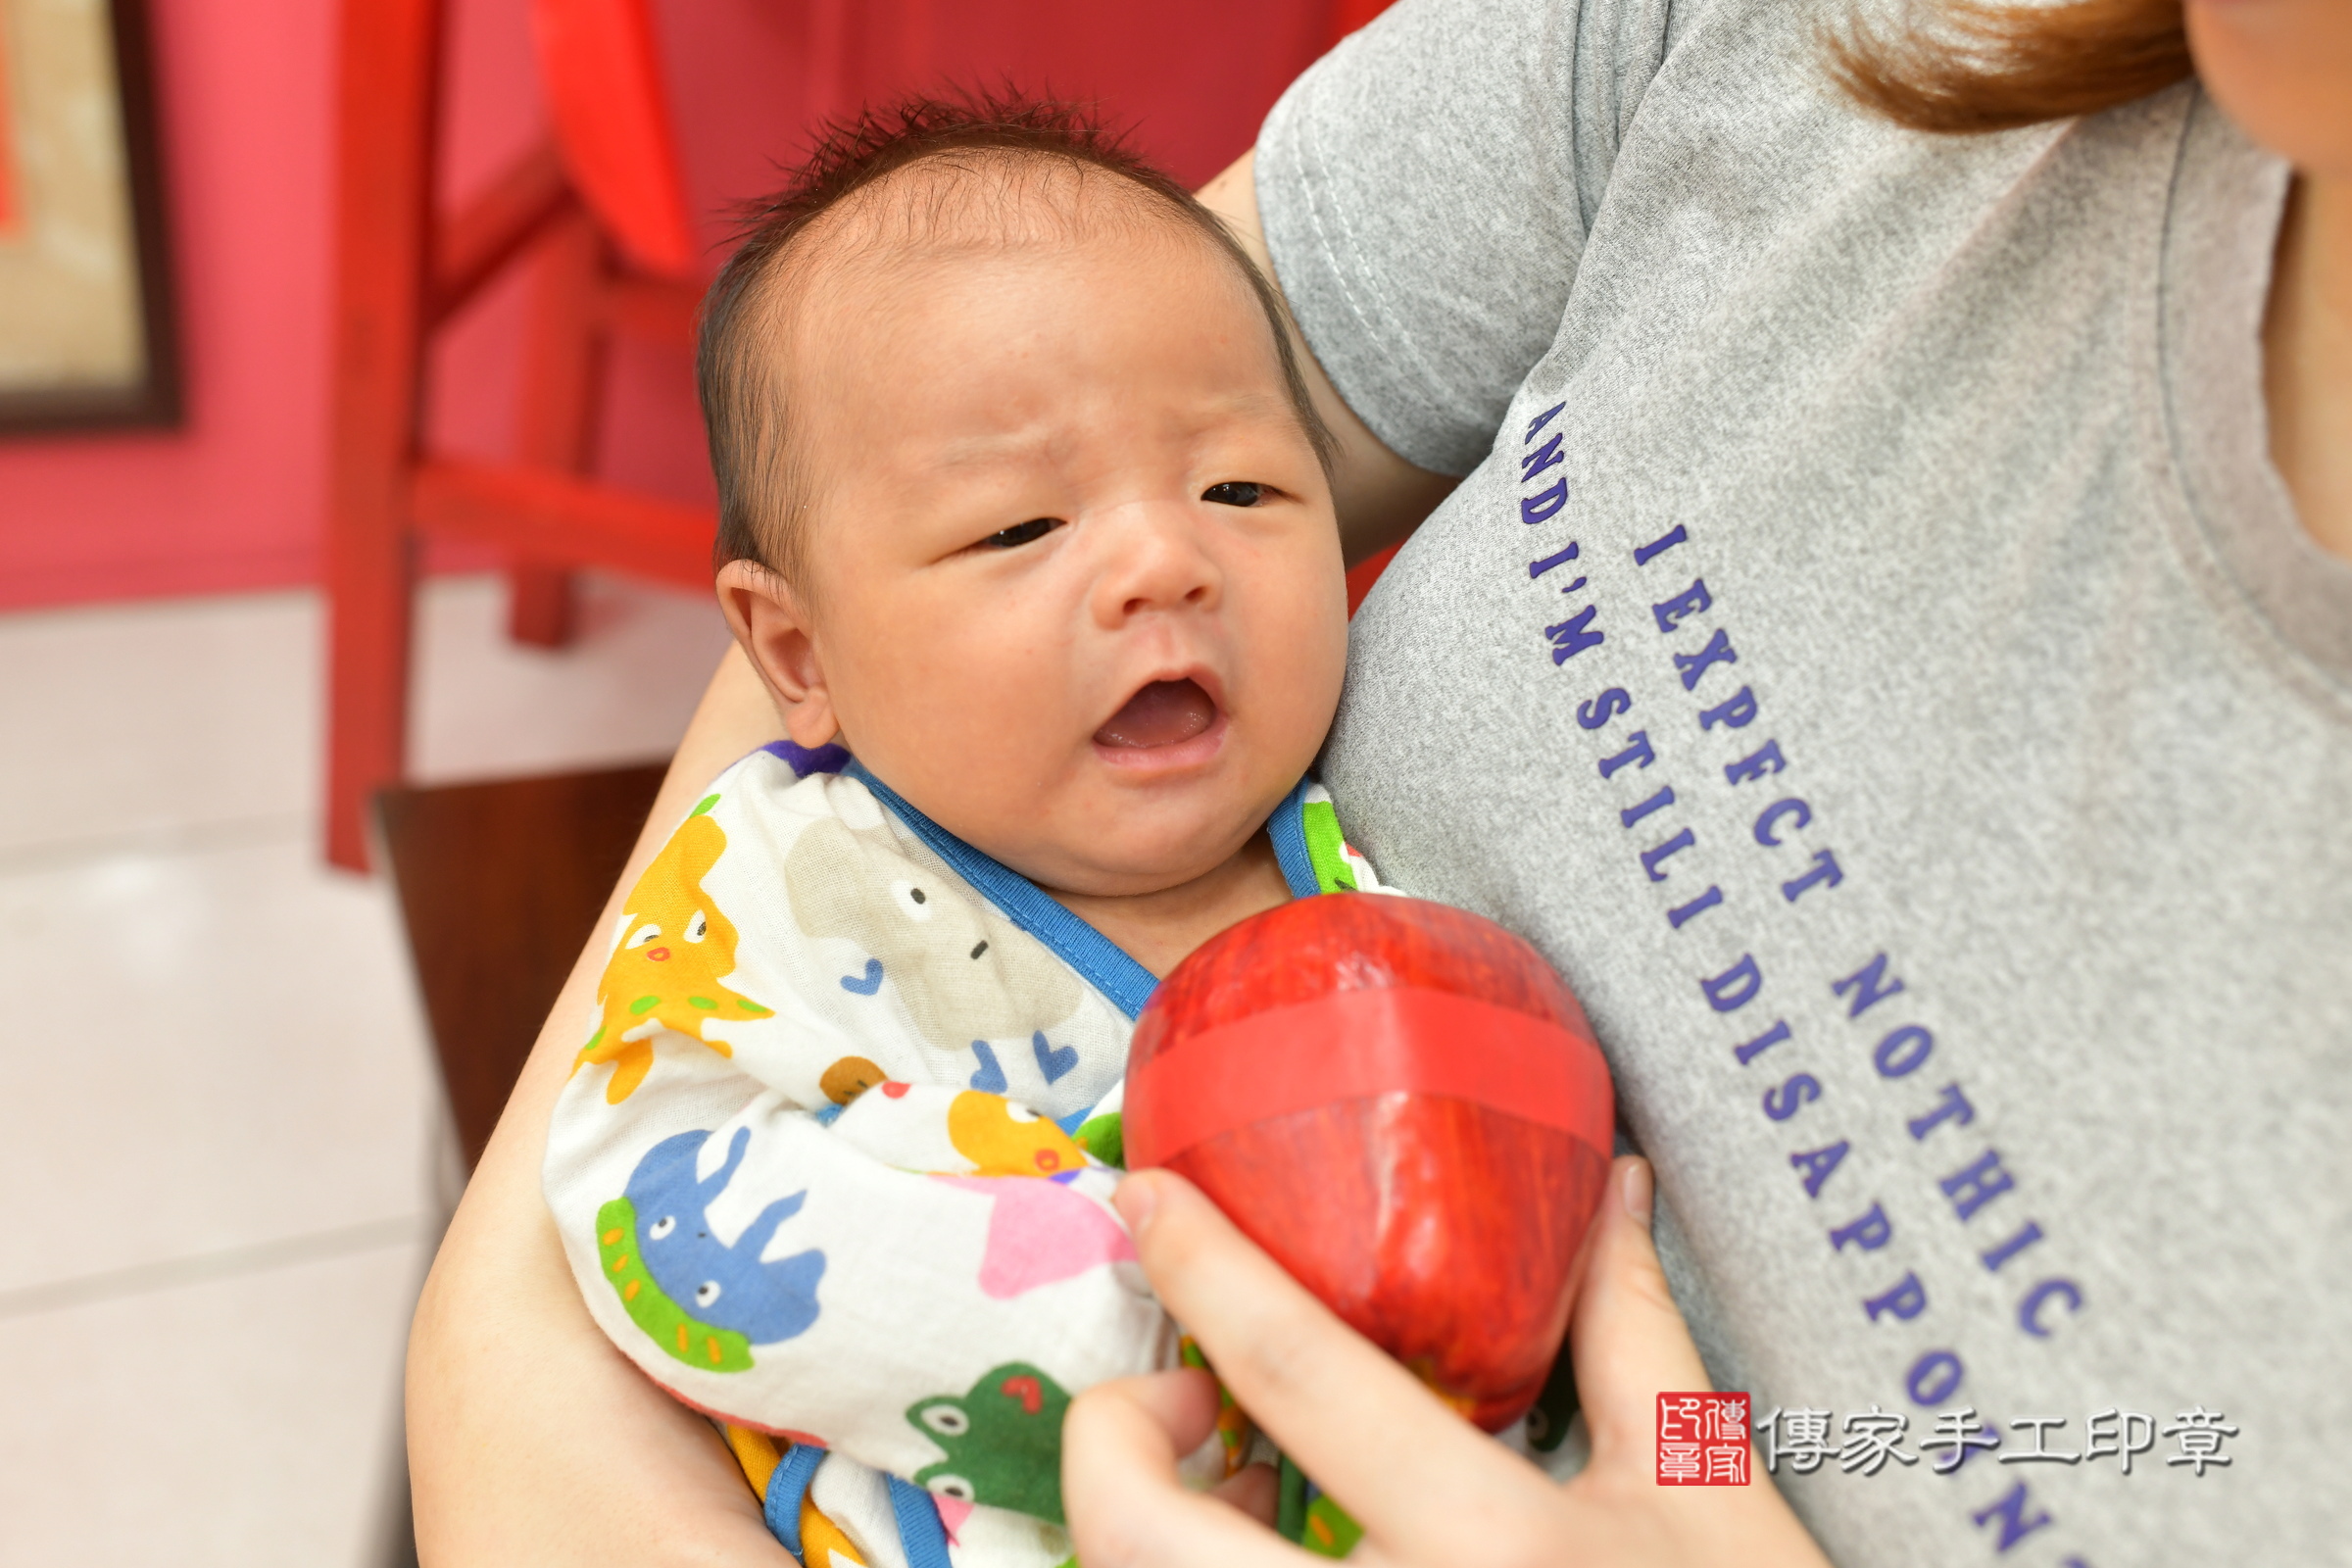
[1196,150,1458,565]
[406,645,793,1567]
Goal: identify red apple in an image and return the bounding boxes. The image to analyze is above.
[1125,895,1613,1433]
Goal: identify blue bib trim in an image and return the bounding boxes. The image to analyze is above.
[1267,777,1320,901]
[887,1476,956,1568]
[845,760,1162,1019]
[761,1442,827,1555]
[842,761,1323,1021]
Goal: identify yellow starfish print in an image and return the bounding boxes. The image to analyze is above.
[574,795,771,1103]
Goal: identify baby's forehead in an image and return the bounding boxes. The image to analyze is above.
[800,150,1190,266]
[766,153,1251,392]
[742,149,1291,562]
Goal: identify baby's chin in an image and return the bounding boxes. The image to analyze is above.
[1021,851,1244,903]
[992,777,1281,901]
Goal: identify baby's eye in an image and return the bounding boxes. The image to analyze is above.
[1201,481,1264,508]
[980,517,1060,549]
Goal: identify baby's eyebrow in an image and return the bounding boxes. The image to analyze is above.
[925,391,1303,470]
[927,425,1058,468]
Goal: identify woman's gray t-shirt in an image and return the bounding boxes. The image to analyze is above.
[1257,0,2351,1561]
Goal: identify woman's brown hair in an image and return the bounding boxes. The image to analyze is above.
[1830,0,2193,134]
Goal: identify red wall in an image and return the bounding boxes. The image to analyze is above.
[0,0,1339,612]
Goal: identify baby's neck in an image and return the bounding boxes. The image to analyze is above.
[1047,829,1294,979]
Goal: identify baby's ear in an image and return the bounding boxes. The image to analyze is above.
[716,559,839,750]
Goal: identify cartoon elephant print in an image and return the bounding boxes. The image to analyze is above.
[597,1126,826,1371]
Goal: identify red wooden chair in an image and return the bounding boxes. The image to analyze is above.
[325,0,720,869]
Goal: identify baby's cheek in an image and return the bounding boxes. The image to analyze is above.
[1247,577,1350,737]
[851,635,1080,834]
[854,623,1065,755]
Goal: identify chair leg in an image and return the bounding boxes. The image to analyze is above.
[327,507,417,872]
[507,563,577,646]
[325,0,442,870]
[506,210,607,649]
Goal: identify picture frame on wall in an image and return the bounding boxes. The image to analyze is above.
[0,0,178,434]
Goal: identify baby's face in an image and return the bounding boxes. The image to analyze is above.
[761,220,1347,899]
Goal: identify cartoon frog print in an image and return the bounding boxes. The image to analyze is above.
[1300,798,1373,893]
[906,1361,1074,1523]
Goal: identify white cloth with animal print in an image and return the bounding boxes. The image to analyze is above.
[543,744,1390,1568]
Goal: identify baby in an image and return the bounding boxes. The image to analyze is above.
[542,95,1396,1568]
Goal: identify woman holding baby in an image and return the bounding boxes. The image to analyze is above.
[406,0,2349,1563]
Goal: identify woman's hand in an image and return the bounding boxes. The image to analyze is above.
[1064,1158,1833,1568]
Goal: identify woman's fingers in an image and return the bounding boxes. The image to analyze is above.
[1076,1161,1836,1568]
[1063,1370,1304,1568]
[1113,1170,1554,1562]
[1553,1158,1837,1566]
[1208,1460,1279,1525]
[1567,1158,1721,1483]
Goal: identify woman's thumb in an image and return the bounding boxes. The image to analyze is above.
[1567,1157,1718,1476]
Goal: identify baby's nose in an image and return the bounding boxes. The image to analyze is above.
[1093,504,1221,622]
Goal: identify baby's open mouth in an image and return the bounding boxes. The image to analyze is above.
[1094,678,1218,749]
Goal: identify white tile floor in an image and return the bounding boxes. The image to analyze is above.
[0,574,730,1567]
